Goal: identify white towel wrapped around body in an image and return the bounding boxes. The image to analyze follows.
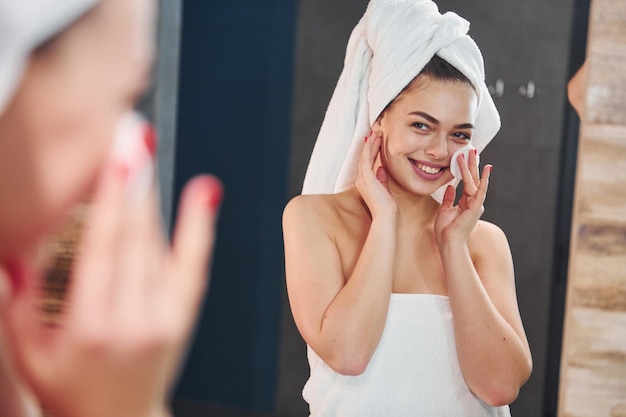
[303,295,511,416]
[301,0,500,200]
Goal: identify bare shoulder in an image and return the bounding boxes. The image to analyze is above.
[468,220,514,271]
[283,193,339,232]
[283,190,360,237]
[469,220,509,246]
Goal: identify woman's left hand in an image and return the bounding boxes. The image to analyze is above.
[434,149,492,247]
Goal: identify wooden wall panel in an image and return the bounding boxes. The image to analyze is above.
[558,0,626,416]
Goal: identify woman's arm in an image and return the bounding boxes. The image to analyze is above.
[435,152,532,406]
[283,134,397,375]
[440,222,532,406]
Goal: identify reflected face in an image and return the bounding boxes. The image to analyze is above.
[375,75,478,196]
[0,0,156,257]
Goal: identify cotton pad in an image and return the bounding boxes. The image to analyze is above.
[111,112,155,198]
[450,145,478,180]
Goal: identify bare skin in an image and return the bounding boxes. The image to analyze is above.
[0,1,223,416]
[284,76,532,407]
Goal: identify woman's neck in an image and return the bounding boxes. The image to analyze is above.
[348,179,441,229]
[386,175,441,227]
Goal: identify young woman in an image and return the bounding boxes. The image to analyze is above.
[283,1,532,415]
[0,1,222,416]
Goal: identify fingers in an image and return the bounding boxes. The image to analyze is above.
[114,184,164,318]
[458,149,481,196]
[70,161,127,320]
[468,148,480,184]
[440,185,456,209]
[0,258,52,387]
[475,164,492,204]
[169,175,223,317]
[369,132,382,166]
[362,131,381,169]
[375,166,388,186]
[357,131,382,187]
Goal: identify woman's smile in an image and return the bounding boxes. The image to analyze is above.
[409,158,447,180]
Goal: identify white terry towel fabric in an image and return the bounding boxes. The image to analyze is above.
[301,0,501,201]
[0,0,99,115]
[303,295,512,416]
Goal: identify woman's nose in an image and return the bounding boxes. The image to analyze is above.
[425,133,449,160]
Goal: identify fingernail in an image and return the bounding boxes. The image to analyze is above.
[142,123,157,158]
[364,136,368,143]
[209,181,224,211]
[196,176,224,211]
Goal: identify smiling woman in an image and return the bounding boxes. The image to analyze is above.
[282,0,531,415]
[376,63,478,189]
[0,1,222,417]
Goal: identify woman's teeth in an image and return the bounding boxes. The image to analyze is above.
[416,163,442,175]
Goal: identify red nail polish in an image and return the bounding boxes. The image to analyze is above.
[142,123,157,158]
[209,183,224,211]
[195,176,223,211]
[364,136,368,143]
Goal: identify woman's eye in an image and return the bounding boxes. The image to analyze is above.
[453,132,472,141]
[412,122,429,131]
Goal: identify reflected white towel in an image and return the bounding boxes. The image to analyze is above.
[303,295,511,416]
[302,0,500,201]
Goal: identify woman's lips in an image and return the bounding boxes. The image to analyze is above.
[409,158,447,180]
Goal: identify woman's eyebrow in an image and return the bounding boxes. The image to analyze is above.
[409,111,474,130]
[409,111,439,125]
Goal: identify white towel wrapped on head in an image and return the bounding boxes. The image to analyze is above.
[301,0,500,200]
[0,0,99,115]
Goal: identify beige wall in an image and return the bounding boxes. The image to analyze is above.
[558,1,626,416]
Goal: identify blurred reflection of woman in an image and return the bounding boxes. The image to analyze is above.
[0,1,222,416]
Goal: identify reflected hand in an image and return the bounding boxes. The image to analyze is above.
[435,149,491,246]
[355,131,397,218]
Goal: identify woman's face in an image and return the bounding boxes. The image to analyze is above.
[0,0,155,256]
[375,75,478,197]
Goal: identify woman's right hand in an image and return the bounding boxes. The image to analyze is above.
[0,159,222,417]
[354,131,397,217]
